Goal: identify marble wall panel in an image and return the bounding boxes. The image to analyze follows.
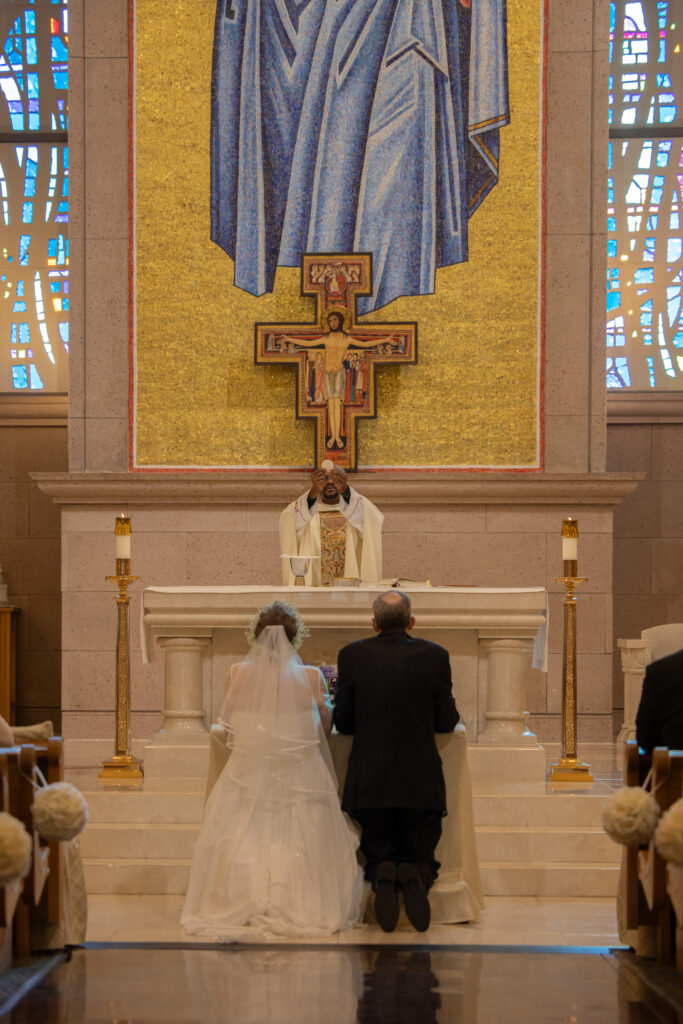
[652,540,683,595]
[485,507,612,535]
[544,235,590,417]
[187,532,282,586]
[84,0,129,57]
[62,710,163,739]
[84,238,129,420]
[83,60,129,239]
[84,417,129,472]
[68,417,86,474]
[62,650,164,712]
[614,538,652,595]
[425,532,548,588]
[28,479,61,539]
[384,507,488,534]
[545,51,593,236]
[547,593,607,657]
[651,425,683,481]
[382,532,427,582]
[0,483,29,539]
[63,591,117,652]
[548,0,594,52]
[544,416,590,473]
[607,424,652,474]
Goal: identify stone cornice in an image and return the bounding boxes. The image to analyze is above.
[32,471,645,506]
[0,393,68,426]
[607,391,683,423]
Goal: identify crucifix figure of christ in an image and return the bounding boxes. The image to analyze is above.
[255,254,417,470]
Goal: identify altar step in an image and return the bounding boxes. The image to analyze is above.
[78,784,621,898]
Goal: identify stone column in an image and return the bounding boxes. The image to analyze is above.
[154,637,210,744]
[617,639,650,744]
[473,637,546,783]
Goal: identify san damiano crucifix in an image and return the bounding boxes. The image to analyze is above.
[255,254,417,470]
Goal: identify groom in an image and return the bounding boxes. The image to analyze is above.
[333,590,459,932]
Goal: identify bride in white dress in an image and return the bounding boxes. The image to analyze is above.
[181,601,364,941]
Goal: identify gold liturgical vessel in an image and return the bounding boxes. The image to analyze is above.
[548,517,593,784]
[99,514,144,787]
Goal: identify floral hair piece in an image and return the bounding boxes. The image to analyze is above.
[245,605,310,651]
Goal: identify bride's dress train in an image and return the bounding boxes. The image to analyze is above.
[181,628,363,942]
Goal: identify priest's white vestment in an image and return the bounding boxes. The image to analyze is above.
[279,488,383,586]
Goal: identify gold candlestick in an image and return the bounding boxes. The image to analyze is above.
[100,516,143,787]
[548,518,593,783]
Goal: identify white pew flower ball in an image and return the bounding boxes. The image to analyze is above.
[601,786,660,846]
[0,812,31,882]
[654,798,683,865]
[32,782,89,841]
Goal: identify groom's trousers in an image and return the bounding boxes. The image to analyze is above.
[350,807,443,892]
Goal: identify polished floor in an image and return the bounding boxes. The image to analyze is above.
[4,945,682,1023]
[8,742,677,1022]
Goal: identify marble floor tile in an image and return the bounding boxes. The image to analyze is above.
[6,945,676,1023]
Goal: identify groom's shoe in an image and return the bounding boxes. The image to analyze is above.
[373,861,399,933]
[397,862,431,932]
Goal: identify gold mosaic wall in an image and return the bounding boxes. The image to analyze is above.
[134,0,542,469]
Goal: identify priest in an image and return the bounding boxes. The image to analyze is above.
[279,463,383,586]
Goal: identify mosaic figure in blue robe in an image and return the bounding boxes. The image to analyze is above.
[211,0,509,314]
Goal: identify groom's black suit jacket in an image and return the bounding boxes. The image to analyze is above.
[333,628,459,812]
[636,647,683,752]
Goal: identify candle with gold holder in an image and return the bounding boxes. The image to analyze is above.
[548,517,593,784]
[99,514,144,787]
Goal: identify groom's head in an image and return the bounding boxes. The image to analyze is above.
[372,590,414,634]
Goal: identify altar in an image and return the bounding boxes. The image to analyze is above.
[141,584,549,783]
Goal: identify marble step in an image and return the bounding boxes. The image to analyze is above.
[83,858,192,896]
[474,826,620,864]
[479,862,620,898]
[472,793,614,828]
[83,856,620,898]
[80,823,201,860]
[83,790,205,824]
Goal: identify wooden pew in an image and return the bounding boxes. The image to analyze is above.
[0,752,21,975]
[7,739,64,956]
[636,746,683,965]
[623,741,654,935]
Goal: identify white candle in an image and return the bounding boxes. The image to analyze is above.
[115,515,131,560]
[562,536,578,561]
[115,534,131,559]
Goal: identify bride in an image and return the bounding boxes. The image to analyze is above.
[181,601,364,941]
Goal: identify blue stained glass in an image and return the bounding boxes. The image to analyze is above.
[23,179,35,198]
[667,239,682,261]
[9,112,23,130]
[18,323,29,345]
[52,70,67,89]
[654,175,666,187]
[608,217,617,231]
[21,203,32,223]
[49,281,59,293]
[641,312,653,325]
[28,100,39,113]
[16,282,24,296]
[610,3,615,33]
[62,282,68,294]
[642,300,653,311]
[19,235,30,264]
[644,334,653,345]
[24,11,35,32]
[58,323,68,344]
[660,106,677,122]
[62,298,68,310]
[607,291,622,311]
[10,325,16,344]
[26,74,38,98]
[634,268,655,283]
[27,112,39,129]
[47,239,56,258]
[646,215,658,229]
[647,357,656,385]
[51,38,67,61]
[28,364,43,389]
[12,302,26,312]
[651,187,664,203]
[11,366,28,389]
[657,74,672,86]
[673,332,683,348]
[25,38,37,64]
[608,240,618,257]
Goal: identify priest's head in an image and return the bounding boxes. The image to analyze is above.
[372,590,415,634]
[312,464,348,505]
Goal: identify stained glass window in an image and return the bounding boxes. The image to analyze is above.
[0,0,68,393]
[608,2,683,389]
